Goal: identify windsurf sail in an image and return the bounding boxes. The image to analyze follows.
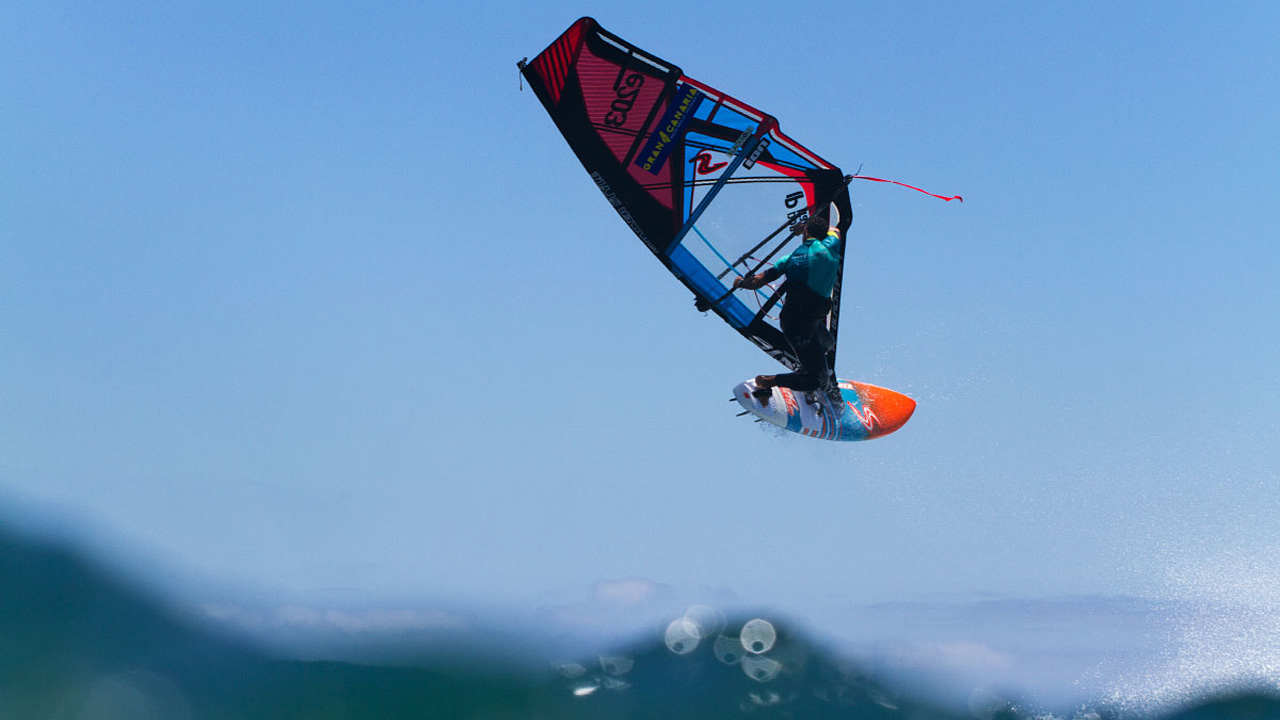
[520,17,854,372]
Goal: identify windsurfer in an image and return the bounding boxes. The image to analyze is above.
[733,214,843,407]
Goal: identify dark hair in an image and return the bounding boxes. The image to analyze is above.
[803,214,828,239]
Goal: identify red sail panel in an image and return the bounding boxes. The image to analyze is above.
[528,19,585,105]
[574,46,674,209]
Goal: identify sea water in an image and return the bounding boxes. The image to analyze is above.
[3,525,1278,720]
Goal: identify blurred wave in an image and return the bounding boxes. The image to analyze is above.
[3,523,1279,719]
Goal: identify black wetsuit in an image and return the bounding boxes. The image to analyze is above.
[773,282,835,393]
[759,230,841,395]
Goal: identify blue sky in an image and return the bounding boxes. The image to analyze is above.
[4,0,1279,696]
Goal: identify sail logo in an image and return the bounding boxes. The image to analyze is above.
[845,402,879,431]
[742,136,770,169]
[779,388,799,415]
[604,69,645,129]
[784,190,810,224]
[591,171,655,253]
[635,85,702,174]
[690,151,727,175]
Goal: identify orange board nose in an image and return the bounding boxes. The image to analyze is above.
[857,383,917,438]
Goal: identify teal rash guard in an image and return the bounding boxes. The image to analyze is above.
[774,229,841,299]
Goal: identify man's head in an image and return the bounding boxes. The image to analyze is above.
[803,214,828,239]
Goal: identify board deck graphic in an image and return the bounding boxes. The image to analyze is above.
[733,378,915,442]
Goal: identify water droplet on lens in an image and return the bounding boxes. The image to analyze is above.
[683,605,725,637]
[739,618,776,655]
[742,654,782,682]
[599,655,634,676]
[603,677,631,691]
[556,663,587,679]
[665,617,701,655]
[713,634,743,665]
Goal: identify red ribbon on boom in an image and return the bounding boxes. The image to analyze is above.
[852,175,963,202]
